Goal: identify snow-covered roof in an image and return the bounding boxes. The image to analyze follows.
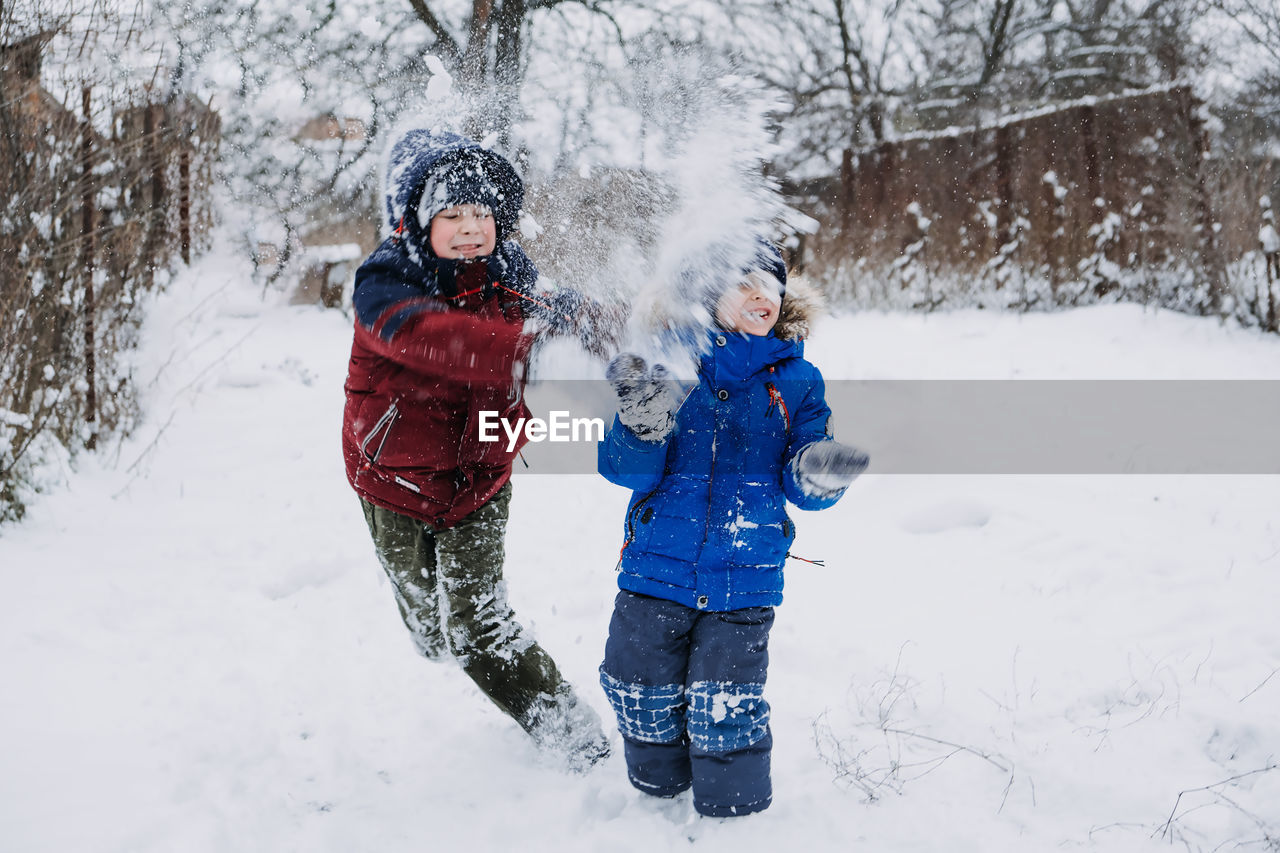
[870,82,1191,152]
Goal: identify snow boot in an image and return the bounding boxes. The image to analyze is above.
[525,684,613,773]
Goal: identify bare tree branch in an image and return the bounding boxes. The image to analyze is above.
[404,0,462,64]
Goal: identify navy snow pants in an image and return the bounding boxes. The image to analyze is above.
[600,590,775,817]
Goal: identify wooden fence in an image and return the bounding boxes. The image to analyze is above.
[791,85,1277,323]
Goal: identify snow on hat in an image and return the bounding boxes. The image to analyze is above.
[416,148,518,238]
[677,236,790,322]
[749,238,788,298]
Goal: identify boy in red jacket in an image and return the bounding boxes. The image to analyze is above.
[342,128,612,770]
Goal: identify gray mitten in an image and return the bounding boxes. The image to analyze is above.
[606,353,676,443]
[795,441,870,496]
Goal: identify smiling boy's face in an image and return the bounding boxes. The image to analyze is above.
[715,271,783,336]
[429,203,496,259]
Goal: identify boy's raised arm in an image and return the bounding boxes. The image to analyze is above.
[597,353,678,491]
[598,414,669,492]
[352,255,529,382]
[521,286,626,359]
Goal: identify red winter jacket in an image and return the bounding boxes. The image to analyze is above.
[343,129,604,527]
[342,242,548,528]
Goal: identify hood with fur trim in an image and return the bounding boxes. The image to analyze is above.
[771,275,823,342]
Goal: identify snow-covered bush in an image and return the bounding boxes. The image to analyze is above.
[1,4,216,523]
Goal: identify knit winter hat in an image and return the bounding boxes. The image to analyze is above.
[416,147,523,241]
[749,238,788,299]
[677,236,791,328]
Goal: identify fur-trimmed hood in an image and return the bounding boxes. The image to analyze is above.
[772,275,824,342]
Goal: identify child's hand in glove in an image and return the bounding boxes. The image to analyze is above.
[795,441,870,497]
[606,353,676,443]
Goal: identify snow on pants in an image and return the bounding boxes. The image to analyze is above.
[600,590,775,817]
[360,483,568,734]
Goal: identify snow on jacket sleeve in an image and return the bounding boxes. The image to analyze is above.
[522,286,586,337]
[520,284,619,357]
[780,367,845,511]
[598,414,669,493]
[352,248,528,382]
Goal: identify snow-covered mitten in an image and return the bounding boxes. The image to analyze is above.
[795,441,870,497]
[606,353,676,443]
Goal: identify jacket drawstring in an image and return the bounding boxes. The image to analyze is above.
[449,285,489,299]
[494,282,569,321]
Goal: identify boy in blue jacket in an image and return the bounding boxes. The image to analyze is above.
[596,240,868,817]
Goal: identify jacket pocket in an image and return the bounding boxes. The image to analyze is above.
[628,478,707,564]
[727,484,792,566]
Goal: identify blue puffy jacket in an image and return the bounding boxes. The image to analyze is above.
[598,326,845,611]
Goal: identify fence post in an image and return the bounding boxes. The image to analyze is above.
[1264,204,1278,330]
[1179,88,1226,315]
[151,103,166,220]
[994,123,1015,290]
[1079,106,1102,219]
[180,146,191,264]
[1043,170,1067,300]
[840,147,854,236]
[143,101,166,286]
[80,86,97,450]
[872,143,894,240]
[1267,259,1277,332]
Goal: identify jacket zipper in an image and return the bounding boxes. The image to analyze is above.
[696,372,726,605]
[360,401,399,464]
[764,380,791,431]
[619,487,659,567]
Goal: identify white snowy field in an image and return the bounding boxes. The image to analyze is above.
[3,248,1280,853]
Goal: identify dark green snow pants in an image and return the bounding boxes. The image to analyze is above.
[360,483,568,733]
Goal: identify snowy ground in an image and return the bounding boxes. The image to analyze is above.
[3,248,1280,853]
